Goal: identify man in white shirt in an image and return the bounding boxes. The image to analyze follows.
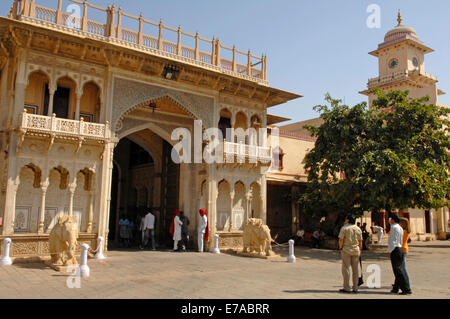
[140,210,156,250]
[388,214,411,295]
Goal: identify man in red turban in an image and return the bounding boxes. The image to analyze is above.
[198,208,209,252]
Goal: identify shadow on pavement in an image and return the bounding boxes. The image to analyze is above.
[284,288,395,296]
[13,262,51,270]
[273,246,389,263]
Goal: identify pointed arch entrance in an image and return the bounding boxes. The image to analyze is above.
[108,95,197,249]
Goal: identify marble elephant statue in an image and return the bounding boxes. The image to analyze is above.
[242,218,274,256]
[49,215,79,266]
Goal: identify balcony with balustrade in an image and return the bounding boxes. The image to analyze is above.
[223,141,272,166]
[17,110,110,153]
[367,70,438,89]
[9,0,268,85]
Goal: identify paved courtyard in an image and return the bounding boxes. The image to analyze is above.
[0,241,449,299]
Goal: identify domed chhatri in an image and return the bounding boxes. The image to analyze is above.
[383,10,419,44]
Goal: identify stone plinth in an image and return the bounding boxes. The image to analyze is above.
[0,234,97,259]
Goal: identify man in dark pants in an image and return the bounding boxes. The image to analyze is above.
[388,214,411,295]
[179,211,190,252]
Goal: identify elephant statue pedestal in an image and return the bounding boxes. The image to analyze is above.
[44,216,79,272]
[237,218,281,260]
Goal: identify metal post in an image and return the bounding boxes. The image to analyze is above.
[288,239,296,263]
[212,234,220,254]
[79,244,90,277]
[0,238,12,266]
[95,236,105,259]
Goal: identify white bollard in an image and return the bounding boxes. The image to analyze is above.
[287,239,296,263]
[212,234,220,254]
[0,238,12,266]
[95,236,105,260]
[79,243,90,278]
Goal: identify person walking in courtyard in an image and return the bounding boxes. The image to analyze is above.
[338,214,363,293]
[397,217,412,294]
[388,214,411,295]
[170,210,183,251]
[119,215,131,248]
[198,208,209,252]
[361,222,369,250]
[179,211,190,251]
[141,210,156,250]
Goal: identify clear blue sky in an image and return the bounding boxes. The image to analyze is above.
[2,0,449,124]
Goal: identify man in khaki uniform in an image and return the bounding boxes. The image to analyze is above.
[338,214,363,293]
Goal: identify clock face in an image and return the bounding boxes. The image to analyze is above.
[412,57,419,67]
[389,58,399,69]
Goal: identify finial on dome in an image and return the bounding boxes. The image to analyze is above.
[397,10,402,26]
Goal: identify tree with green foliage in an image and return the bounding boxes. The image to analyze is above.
[298,89,450,235]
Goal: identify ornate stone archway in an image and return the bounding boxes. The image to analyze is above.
[111,77,215,131]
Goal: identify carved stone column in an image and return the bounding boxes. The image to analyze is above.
[260,194,265,223]
[228,191,234,232]
[3,178,20,235]
[38,179,49,233]
[67,181,77,217]
[86,191,95,233]
[47,84,56,116]
[245,193,252,223]
[75,91,82,120]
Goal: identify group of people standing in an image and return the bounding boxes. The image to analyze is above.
[170,208,209,252]
[338,213,412,295]
[119,208,210,252]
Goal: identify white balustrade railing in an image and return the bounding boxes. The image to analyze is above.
[221,59,233,71]
[87,20,105,36]
[22,0,268,83]
[143,35,158,49]
[199,51,212,64]
[121,28,138,44]
[181,46,195,60]
[223,141,272,164]
[21,112,109,139]
[162,41,177,55]
[62,12,81,29]
[34,5,56,23]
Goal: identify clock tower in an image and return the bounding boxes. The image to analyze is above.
[361,11,446,106]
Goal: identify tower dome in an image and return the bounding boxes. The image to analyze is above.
[378,11,422,49]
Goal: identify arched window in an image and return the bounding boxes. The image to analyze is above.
[218,109,232,140]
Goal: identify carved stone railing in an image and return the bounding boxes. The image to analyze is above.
[20,111,110,140]
[10,0,268,85]
[223,141,272,165]
[368,70,437,88]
